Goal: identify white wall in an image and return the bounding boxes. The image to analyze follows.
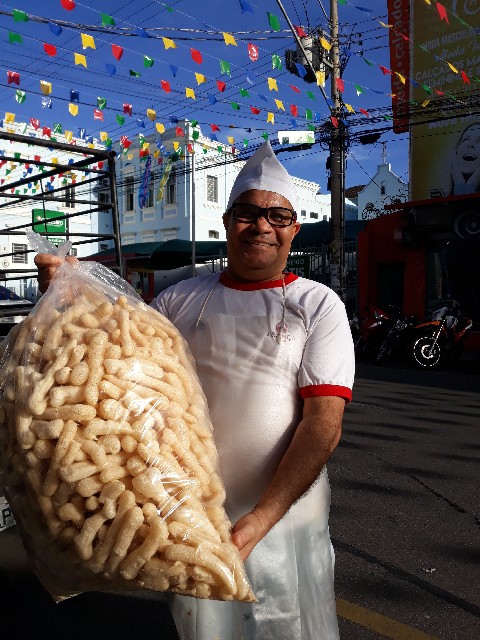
[357,163,408,221]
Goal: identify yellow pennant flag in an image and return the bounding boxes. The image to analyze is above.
[274,99,285,111]
[5,112,15,124]
[195,72,206,85]
[267,112,275,124]
[320,37,331,51]
[223,32,237,46]
[378,21,392,28]
[100,131,108,141]
[173,141,180,151]
[74,53,87,67]
[162,37,176,49]
[51,157,58,164]
[447,62,458,73]
[423,0,431,4]
[227,136,235,145]
[81,33,96,49]
[267,77,278,91]
[156,123,165,134]
[69,103,78,116]
[422,99,430,107]
[64,130,73,142]
[127,153,133,160]
[315,70,325,86]
[345,103,355,113]
[147,109,156,121]
[40,80,52,95]
[154,150,159,158]
[396,72,406,84]
[185,87,196,99]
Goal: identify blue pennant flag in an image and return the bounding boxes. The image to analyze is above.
[70,90,80,103]
[208,94,217,105]
[77,128,87,139]
[49,22,62,36]
[135,28,149,38]
[259,94,268,102]
[137,119,146,128]
[105,64,116,76]
[41,97,52,109]
[170,65,178,77]
[295,63,307,78]
[239,0,254,13]
[169,116,179,124]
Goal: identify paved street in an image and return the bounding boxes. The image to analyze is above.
[1,360,479,639]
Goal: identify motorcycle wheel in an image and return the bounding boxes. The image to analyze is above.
[412,335,442,369]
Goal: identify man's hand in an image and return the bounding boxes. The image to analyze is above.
[232,510,268,561]
[34,253,77,294]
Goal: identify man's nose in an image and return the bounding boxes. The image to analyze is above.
[252,213,272,230]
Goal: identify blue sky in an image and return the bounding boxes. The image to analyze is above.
[0,0,408,192]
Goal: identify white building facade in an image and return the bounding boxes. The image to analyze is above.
[357,162,408,221]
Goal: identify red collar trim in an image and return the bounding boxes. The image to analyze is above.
[219,271,298,291]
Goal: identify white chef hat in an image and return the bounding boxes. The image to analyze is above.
[227,141,298,210]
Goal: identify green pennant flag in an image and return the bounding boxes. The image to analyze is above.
[421,84,432,94]
[474,77,480,84]
[101,13,115,26]
[337,0,347,5]
[217,145,223,153]
[354,84,363,95]
[14,152,21,159]
[53,123,63,134]
[455,16,469,27]
[262,132,269,140]
[192,130,199,140]
[97,97,107,109]
[231,101,240,110]
[144,56,154,68]
[243,139,249,147]
[267,12,281,31]
[305,109,313,120]
[306,91,315,100]
[166,5,173,12]
[116,114,125,125]
[130,69,141,77]
[272,54,282,69]
[363,57,374,67]
[202,147,207,154]
[15,89,26,104]
[239,88,250,97]
[191,119,198,127]
[307,123,315,131]
[12,9,28,22]
[220,60,231,76]
[8,32,23,44]
[105,137,112,147]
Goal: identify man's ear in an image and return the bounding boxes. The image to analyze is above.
[222,211,231,233]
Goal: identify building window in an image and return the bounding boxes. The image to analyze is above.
[99,243,109,251]
[309,212,319,219]
[122,235,135,245]
[162,228,177,241]
[209,230,219,239]
[380,181,386,195]
[166,172,176,205]
[12,243,27,264]
[301,209,307,218]
[125,176,134,211]
[142,209,155,221]
[142,233,155,243]
[147,183,154,208]
[99,191,109,205]
[69,247,78,256]
[206,175,218,203]
[65,185,75,208]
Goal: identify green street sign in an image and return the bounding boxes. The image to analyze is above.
[32,209,66,235]
[287,254,310,278]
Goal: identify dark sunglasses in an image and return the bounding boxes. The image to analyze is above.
[229,203,297,228]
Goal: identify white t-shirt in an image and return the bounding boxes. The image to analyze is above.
[151,272,354,640]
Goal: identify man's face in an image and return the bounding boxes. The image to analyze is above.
[222,189,300,281]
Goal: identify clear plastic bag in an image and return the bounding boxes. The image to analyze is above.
[0,234,255,603]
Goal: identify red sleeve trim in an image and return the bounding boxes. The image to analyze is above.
[299,384,352,403]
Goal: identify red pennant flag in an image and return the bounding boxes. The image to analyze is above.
[175,127,184,137]
[290,104,298,117]
[436,2,448,23]
[161,80,171,93]
[330,116,338,128]
[112,44,123,60]
[31,119,40,130]
[190,48,203,64]
[120,136,132,148]
[434,89,445,96]
[187,143,194,153]
[93,109,104,121]
[289,84,301,93]
[335,77,345,93]
[43,43,57,56]
[139,149,150,158]
[217,80,226,92]
[379,65,392,76]
[210,124,220,132]
[7,71,20,85]
[123,103,133,115]
[461,71,470,84]
[359,108,370,116]
[294,25,307,37]
[61,0,76,9]
[247,43,259,62]
[98,161,104,169]
[43,126,52,137]
[250,106,261,115]
[34,154,41,161]
[400,33,409,41]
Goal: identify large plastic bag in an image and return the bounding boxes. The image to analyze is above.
[0,234,255,603]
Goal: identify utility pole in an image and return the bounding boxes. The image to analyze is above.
[328,0,346,301]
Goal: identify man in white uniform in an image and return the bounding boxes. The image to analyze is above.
[35,141,354,639]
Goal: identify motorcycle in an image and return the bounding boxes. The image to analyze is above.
[374,311,418,363]
[355,305,397,361]
[410,301,473,369]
